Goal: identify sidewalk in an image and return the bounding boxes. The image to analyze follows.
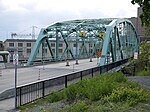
[0,98,15,112]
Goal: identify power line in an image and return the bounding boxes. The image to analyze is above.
[11,26,39,39]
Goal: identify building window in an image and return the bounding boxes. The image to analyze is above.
[74,43,77,47]
[44,43,47,47]
[0,43,2,48]
[52,49,55,53]
[59,49,63,53]
[89,44,92,47]
[18,43,23,47]
[27,49,31,54]
[90,49,93,53]
[59,43,63,47]
[27,43,31,47]
[9,43,14,47]
[51,43,55,47]
[18,51,23,57]
[44,49,47,54]
[37,50,39,56]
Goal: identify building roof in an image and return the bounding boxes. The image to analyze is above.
[4,39,36,43]
[0,51,9,55]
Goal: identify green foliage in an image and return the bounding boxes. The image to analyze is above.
[18,72,150,112]
[121,41,150,76]
[137,70,150,76]
[64,84,78,101]
[126,81,140,89]
[139,41,150,60]
[105,86,149,106]
[38,107,53,112]
[47,91,64,103]
[60,101,88,112]
[64,72,127,101]
[85,77,114,101]
[88,101,130,112]
[109,72,127,82]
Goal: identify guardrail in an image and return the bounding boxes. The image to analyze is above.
[16,58,129,107]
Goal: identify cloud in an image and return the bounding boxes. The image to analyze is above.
[0,0,8,12]
[0,0,138,41]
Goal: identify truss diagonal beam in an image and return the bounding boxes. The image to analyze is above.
[27,18,139,66]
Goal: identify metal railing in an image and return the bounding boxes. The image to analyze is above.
[16,58,129,107]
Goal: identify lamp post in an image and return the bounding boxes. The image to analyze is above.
[13,52,18,109]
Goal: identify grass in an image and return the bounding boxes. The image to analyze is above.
[136,70,150,76]
[60,101,88,112]
[18,72,150,112]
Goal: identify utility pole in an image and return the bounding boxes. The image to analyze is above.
[32,26,38,39]
[11,25,38,39]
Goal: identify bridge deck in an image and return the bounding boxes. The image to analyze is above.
[0,58,99,94]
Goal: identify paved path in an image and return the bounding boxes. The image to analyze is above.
[0,98,15,112]
[0,58,99,111]
[128,76,150,89]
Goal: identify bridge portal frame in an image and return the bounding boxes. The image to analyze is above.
[27,18,139,66]
[100,19,139,65]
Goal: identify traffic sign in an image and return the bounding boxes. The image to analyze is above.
[80,31,86,37]
[13,53,19,65]
[134,52,138,59]
[99,32,105,38]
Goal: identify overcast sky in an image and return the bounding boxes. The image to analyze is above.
[0,0,138,41]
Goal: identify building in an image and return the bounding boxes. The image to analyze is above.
[3,39,90,62]
[0,41,10,63]
[137,7,150,41]
[4,39,36,61]
[0,41,4,51]
[129,7,150,42]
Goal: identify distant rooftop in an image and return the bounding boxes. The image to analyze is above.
[4,39,36,42]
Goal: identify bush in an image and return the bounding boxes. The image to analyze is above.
[64,84,78,101]
[47,91,64,103]
[64,72,127,101]
[85,77,116,101]
[126,81,140,89]
[105,86,149,106]
[109,72,127,82]
[136,70,150,76]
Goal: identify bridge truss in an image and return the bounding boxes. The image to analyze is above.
[27,18,139,66]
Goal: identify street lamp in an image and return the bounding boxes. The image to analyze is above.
[13,52,18,109]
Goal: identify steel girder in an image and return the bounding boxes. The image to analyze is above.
[27,18,139,66]
[27,19,106,65]
[100,19,139,65]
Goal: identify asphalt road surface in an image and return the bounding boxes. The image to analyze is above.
[0,58,99,94]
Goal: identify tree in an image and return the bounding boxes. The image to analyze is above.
[139,41,150,60]
[131,0,150,35]
[122,41,150,75]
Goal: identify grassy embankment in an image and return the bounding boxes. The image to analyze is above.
[18,72,150,112]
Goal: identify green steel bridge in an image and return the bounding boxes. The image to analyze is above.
[27,18,139,66]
